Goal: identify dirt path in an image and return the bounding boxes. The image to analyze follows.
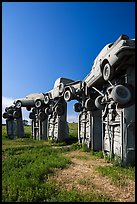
[49,150,135,202]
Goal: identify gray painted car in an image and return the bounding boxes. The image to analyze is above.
[44,77,75,104]
[14,93,46,109]
[84,34,135,87]
[63,80,83,102]
[52,77,74,99]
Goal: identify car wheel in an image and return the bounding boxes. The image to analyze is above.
[103,62,114,81]
[64,90,72,102]
[85,98,96,111]
[59,82,64,93]
[38,111,47,121]
[29,112,35,119]
[26,107,31,111]
[15,100,22,108]
[32,108,37,114]
[95,96,105,109]
[13,111,20,118]
[45,107,52,115]
[7,108,13,115]
[5,107,9,112]
[35,99,42,108]
[73,102,83,112]
[55,104,65,116]
[111,85,131,104]
[44,95,50,105]
[3,112,8,119]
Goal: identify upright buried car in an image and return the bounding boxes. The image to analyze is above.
[84,34,135,88]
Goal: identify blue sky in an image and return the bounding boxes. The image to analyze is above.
[2,2,135,123]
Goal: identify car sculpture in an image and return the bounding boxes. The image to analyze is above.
[3,105,21,119]
[63,80,84,102]
[43,77,75,116]
[14,93,46,110]
[84,34,135,88]
[94,84,132,110]
[44,92,67,117]
[44,77,75,106]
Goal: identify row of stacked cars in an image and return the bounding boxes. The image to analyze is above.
[3,34,135,165]
[11,34,134,118]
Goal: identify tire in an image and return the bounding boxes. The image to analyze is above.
[73,103,83,112]
[44,95,50,105]
[32,108,37,114]
[85,98,96,111]
[29,112,35,119]
[95,96,105,110]
[103,62,114,81]
[111,85,131,104]
[7,108,13,115]
[35,99,42,108]
[15,100,22,108]
[59,82,64,93]
[38,112,47,121]
[3,112,8,119]
[5,107,9,112]
[55,104,65,116]
[45,107,52,115]
[13,111,20,118]
[26,107,31,111]
[64,90,72,102]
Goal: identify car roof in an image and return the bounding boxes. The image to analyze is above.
[54,77,75,88]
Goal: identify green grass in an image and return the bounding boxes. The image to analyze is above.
[96,165,135,187]
[2,123,134,202]
[67,122,78,144]
[23,125,32,138]
[2,123,112,202]
[2,145,71,202]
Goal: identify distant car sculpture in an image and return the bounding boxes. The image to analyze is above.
[3,105,21,119]
[44,77,75,116]
[3,105,24,139]
[14,93,46,110]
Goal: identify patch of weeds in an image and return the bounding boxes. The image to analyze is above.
[71,142,82,150]
[103,152,132,168]
[71,155,90,160]
[2,145,72,202]
[24,133,31,138]
[96,165,135,187]
[48,184,112,202]
[112,155,123,166]
[81,143,90,152]
[90,150,104,159]
[78,178,93,187]
[2,125,8,138]
[47,139,67,146]
[5,148,15,156]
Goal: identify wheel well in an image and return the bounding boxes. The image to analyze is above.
[16,100,21,103]
[64,86,71,92]
[101,59,109,72]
